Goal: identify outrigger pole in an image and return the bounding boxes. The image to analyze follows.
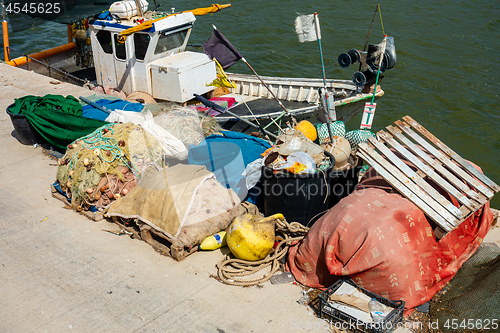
[2,0,10,62]
[359,4,379,72]
[212,25,297,127]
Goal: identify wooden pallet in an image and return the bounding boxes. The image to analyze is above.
[51,185,198,261]
[51,185,105,221]
[111,216,198,261]
[357,116,499,235]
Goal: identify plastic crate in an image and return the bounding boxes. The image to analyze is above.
[318,278,404,333]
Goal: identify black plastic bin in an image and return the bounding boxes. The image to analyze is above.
[260,151,334,227]
[318,278,405,333]
[329,157,363,207]
[6,103,46,145]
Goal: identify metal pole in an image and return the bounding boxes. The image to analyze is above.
[241,57,294,121]
[359,4,379,72]
[370,35,387,105]
[314,12,334,144]
[67,24,73,43]
[2,0,10,62]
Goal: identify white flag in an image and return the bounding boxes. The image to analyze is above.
[295,14,321,43]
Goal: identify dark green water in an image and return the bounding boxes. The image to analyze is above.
[4,0,500,206]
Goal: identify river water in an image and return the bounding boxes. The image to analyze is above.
[4,0,500,206]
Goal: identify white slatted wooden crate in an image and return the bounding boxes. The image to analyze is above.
[357,116,499,235]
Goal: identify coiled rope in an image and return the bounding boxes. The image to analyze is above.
[216,218,309,286]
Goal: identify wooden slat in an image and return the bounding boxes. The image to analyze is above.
[258,84,264,97]
[385,125,479,211]
[357,147,455,231]
[395,120,494,199]
[359,142,459,229]
[277,85,283,99]
[369,135,463,220]
[403,116,500,192]
[249,83,254,96]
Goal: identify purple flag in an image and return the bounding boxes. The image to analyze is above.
[203,29,243,69]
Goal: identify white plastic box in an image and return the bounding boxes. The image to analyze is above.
[150,51,216,103]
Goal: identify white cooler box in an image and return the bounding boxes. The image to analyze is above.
[150,51,216,103]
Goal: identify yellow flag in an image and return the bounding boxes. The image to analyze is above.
[208,58,236,89]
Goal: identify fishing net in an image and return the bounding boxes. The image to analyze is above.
[429,242,500,332]
[56,122,163,211]
[144,102,223,142]
[154,107,205,149]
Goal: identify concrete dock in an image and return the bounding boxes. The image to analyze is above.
[0,63,326,333]
[0,63,498,333]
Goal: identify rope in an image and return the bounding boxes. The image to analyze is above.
[216,218,309,286]
[7,46,91,86]
[324,137,350,161]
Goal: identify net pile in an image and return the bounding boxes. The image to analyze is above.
[429,242,500,332]
[154,107,205,149]
[148,103,223,147]
[56,122,163,211]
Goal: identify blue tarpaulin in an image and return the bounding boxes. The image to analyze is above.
[187,131,271,200]
[82,99,144,122]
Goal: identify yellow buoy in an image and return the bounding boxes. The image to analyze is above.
[227,213,283,261]
[199,231,227,250]
[294,120,317,142]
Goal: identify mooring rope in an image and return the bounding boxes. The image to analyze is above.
[216,218,309,286]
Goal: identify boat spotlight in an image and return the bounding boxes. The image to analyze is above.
[338,37,396,87]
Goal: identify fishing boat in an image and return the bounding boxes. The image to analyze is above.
[219,73,382,132]
[2,0,384,134]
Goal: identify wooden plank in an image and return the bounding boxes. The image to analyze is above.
[249,83,254,96]
[360,142,459,228]
[386,125,479,211]
[403,116,500,192]
[357,147,455,231]
[395,120,494,199]
[369,135,463,220]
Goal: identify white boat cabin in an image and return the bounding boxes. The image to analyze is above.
[89,11,216,103]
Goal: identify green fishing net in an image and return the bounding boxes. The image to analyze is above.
[429,242,500,332]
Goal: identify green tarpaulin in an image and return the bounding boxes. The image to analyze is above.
[9,94,107,150]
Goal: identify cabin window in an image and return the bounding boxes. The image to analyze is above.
[96,30,112,54]
[114,34,127,60]
[134,33,150,61]
[154,29,188,55]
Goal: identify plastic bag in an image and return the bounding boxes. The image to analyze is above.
[243,157,264,190]
[273,152,316,174]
